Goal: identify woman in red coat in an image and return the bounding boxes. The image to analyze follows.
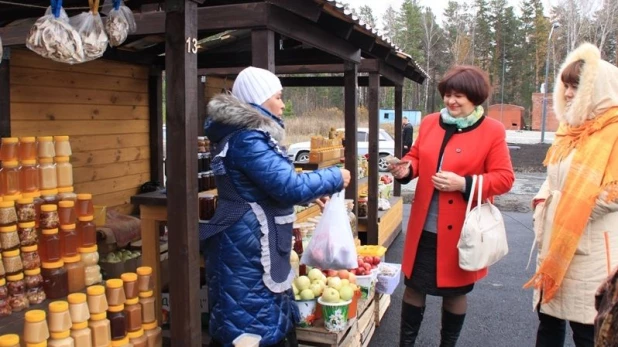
[390,65,514,346]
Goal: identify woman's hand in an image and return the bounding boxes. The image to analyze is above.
[315,196,330,211]
[388,161,411,179]
[340,169,351,188]
[431,171,466,192]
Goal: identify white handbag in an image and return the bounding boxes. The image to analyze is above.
[457,175,509,271]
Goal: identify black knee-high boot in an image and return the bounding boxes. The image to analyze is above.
[440,309,466,347]
[399,301,425,347]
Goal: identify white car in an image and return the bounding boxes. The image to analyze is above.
[286,128,396,171]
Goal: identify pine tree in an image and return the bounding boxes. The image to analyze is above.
[358,5,377,28]
[473,0,492,71]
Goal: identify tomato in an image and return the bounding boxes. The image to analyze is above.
[373,256,381,265]
[364,256,373,264]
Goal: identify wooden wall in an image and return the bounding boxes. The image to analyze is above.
[9,49,151,215]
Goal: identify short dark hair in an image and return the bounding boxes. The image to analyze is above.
[437,65,491,106]
[403,116,408,120]
[561,60,584,85]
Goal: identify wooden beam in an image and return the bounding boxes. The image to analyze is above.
[197,48,342,70]
[279,76,395,87]
[0,48,10,137]
[370,44,391,60]
[164,0,201,345]
[317,13,355,40]
[344,62,358,219]
[267,0,323,22]
[385,53,409,71]
[252,29,275,72]
[405,65,426,84]
[394,86,403,197]
[102,47,159,66]
[367,72,380,245]
[198,60,385,75]
[349,30,375,52]
[378,61,405,86]
[267,5,360,63]
[149,67,164,185]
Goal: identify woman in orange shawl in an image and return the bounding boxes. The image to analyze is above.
[526,43,618,346]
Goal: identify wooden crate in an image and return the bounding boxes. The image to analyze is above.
[297,318,358,347]
[374,294,392,327]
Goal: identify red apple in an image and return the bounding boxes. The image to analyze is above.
[357,259,364,267]
[373,256,381,265]
[363,263,371,271]
[338,270,350,279]
[364,256,373,264]
[350,269,357,275]
[327,269,338,277]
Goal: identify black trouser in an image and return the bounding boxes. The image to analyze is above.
[210,329,298,347]
[536,310,594,347]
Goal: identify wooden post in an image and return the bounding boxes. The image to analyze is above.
[165,0,201,345]
[251,29,275,72]
[0,48,10,137]
[344,62,358,218]
[149,68,164,184]
[394,86,403,197]
[367,73,380,245]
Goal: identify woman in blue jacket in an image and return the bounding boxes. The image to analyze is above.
[202,67,351,347]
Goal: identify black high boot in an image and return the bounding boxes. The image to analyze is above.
[440,309,466,347]
[399,301,425,347]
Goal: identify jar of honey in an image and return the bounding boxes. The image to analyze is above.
[37,136,55,158]
[40,189,59,206]
[0,334,19,347]
[54,136,72,157]
[38,158,57,190]
[63,255,85,293]
[41,261,68,300]
[76,194,94,218]
[59,224,78,258]
[58,201,76,226]
[77,215,96,248]
[0,161,20,196]
[39,228,61,263]
[57,186,77,202]
[23,309,49,344]
[55,156,73,188]
[19,160,39,193]
[18,137,37,161]
[0,137,18,162]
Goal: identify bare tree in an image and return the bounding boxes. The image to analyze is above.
[421,7,443,111]
[591,0,618,56]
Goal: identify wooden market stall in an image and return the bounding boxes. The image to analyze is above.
[0,0,426,345]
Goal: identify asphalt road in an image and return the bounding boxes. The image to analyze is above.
[369,207,577,347]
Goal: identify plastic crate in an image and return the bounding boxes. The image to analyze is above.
[376,263,401,295]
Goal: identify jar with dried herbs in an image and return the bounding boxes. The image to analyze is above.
[2,249,22,275]
[21,245,41,270]
[0,201,17,226]
[40,204,59,229]
[24,268,43,289]
[17,221,37,247]
[0,278,7,300]
[0,254,5,278]
[16,197,36,223]
[7,272,29,312]
[40,189,59,206]
[21,192,43,228]
[0,225,19,251]
[26,285,46,305]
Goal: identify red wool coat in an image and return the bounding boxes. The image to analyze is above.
[401,113,514,288]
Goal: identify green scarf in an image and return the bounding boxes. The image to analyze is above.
[440,106,484,129]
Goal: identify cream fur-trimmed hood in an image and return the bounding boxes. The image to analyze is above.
[553,43,618,126]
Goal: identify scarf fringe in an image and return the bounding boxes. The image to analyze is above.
[524,273,559,304]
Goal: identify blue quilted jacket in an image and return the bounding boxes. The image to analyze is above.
[202,94,343,346]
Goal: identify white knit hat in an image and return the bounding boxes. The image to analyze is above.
[232,67,283,106]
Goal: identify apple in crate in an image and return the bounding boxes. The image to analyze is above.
[339,285,354,301]
[294,276,311,291]
[308,268,323,281]
[322,288,341,303]
[327,277,343,291]
[300,289,315,300]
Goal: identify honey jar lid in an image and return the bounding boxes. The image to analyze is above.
[17,197,34,204]
[2,160,17,168]
[2,194,20,202]
[0,225,17,232]
[78,215,94,222]
[7,273,23,281]
[0,278,5,286]
[138,290,153,298]
[142,321,159,331]
[90,312,107,320]
[21,244,38,253]
[22,191,41,198]
[50,330,70,340]
[121,272,137,282]
[48,301,69,313]
[41,204,58,212]
[57,186,74,193]
[41,260,64,269]
[21,159,36,165]
[136,266,153,276]
[111,337,129,346]
[0,334,19,347]
[19,137,35,143]
[37,136,53,142]
[78,245,98,253]
[26,341,47,347]
[60,224,76,230]
[38,158,53,164]
[53,136,69,141]
[62,254,81,263]
[24,268,41,276]
[87,285,105,296]
[77,193,92,200]
[25,310,46,323]
[107,304,124,313]
[71,321,88,330]
[2,249,19,257]
[127,328,145,339]
[0,201,15,208]
[54,156,70,163]
[42,228,59,235]
[67,293,87,304]
[1,137,18,144]
[125,297,139,305]
[58,201,75,208]
[106,279,123,289]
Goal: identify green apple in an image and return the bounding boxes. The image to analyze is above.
[300,289,315,300]
[327,277,342,291]
[290,250,299,263]
[339,285,354,301]
[308,268,323,281]
[312,279,326,289]
[322,287,340,303]
[341,279,350,287]
[294,276,311,291]
[292,283,299,295]
[309,283,323,296]
[295,295,301,301]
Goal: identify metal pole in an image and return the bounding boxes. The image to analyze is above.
[541,24,556,143]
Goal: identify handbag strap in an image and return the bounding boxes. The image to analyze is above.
[477,174,484,204]
[465,175,478,215]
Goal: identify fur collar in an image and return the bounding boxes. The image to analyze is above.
[207,93,285,142]
[553,43,618,126]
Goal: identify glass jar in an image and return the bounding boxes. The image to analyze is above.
[57,186,77,202]
[0,254,5,278]
[128,328,148,347]
[40,188,60,205]
[39,228,61,263]
[7,272,29,311]
[40,204,59,229]
[24,268,45,304]
[68,292,90,323]
[21,192,43,228]
[108,304,127,340]
[38,158,58,190]
[106,279,126,306]
[76,194,94,218]
[358,194,368,218]
[48,300,72,334]
[63,255,85,293]
[60,224,78,258]
[125,297,142,332]
[23,309,49,344]
[0,160,20,196]
[41,260,68,299]
[21,244,41,270]
[55,156,73,188]
[87,285,108,314]
[0,137,18,162]
[16,197,36,223]
[54,136,72,157]
[26,286,46,305]
[136,267,153,292]
[89,312,111,347]
[37,136,55,158]
[18,137,37,161]
[198,195,216,221]
[2,249,22,275]
[85,265,102,286]
[0,279,10,316]
[58,200,76,225]
[70,321,92,347]
[0,278,7,300]
[121,272,138,299]
[79,245,99,266]
[138,290,155,324]
[77,215,96,248]
[111,336,131,347]
[0,334,19,347]
[0,201,17,227]
[143,321,162,347]
[0,225,19,251]
[19,160,39,193]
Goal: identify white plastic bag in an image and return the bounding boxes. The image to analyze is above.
[300,191,358,270]
[103,0,136,47]
[26,5,85,64]
[70,1,109,61]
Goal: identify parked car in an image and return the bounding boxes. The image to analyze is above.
[287,128,395,171]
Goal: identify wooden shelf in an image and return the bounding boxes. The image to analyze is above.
[294,158,342,171]
[296,204,321,223]
[357,196,403,248]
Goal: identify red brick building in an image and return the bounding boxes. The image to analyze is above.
[531,93,559,131]
[487,104,525,130]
